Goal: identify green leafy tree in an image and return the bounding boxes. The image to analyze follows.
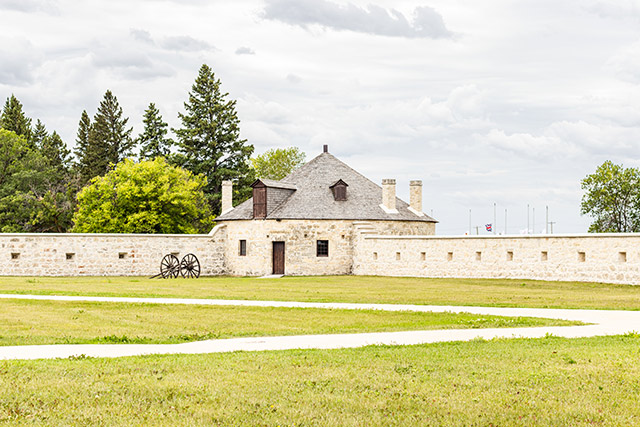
[138,103,174,161]
[72,157,214,234]
[173,64,254,215]
[581,160,640,232]
[0,129,77,232]
[251,147,306,180]
[1,95,32,145]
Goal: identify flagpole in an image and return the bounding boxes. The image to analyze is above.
[469,209,471,235]
[532,207,535,235]
[504,208,507,235]
[493,203,496,235]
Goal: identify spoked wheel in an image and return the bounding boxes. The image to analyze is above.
[180,253,201,278]
[160,254,180,278]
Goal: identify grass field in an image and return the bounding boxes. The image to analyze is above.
[2,275,640,309]
[1,334,639,425]
[0,299,577,346]
[1,275,638,425]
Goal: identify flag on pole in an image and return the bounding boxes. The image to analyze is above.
[485,224,492,232]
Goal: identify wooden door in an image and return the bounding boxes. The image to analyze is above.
[272,241,285,275]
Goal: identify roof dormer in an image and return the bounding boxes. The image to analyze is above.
[330,179,348,201]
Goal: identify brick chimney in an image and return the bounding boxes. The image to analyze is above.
[409,180,423,214]
[221,180,233,214]
[381,179,397,213]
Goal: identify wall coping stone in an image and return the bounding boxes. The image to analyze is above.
[365,233,640,240]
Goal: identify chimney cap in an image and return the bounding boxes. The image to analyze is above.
[410,180,422,186]
[382,179,396,185]
[323,144,328,153]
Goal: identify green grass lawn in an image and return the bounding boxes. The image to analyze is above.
[2,275,640,310]
[1,334,639,426]
[0,299,578,346]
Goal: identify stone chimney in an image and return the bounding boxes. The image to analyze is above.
[381,179,397,212]
[409,180,423,213]
[221,180,233,214]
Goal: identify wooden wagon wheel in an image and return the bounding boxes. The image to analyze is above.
[160,254,180,278]
[180,253,200,278]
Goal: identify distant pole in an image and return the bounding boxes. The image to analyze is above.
[493,203,497,235]
[549,221,556,234]
[475,225,480,235]
[504,208,507,235]
[469,209,472,235]
[546,205,549,234]
[527,204,530,234]
[532,207,535,235]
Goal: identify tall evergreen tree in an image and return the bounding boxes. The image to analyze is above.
[89,90,134,176]
[1,95,32,145]
[74,110,94,182]
[32,119,48,149]
[41,131,71,171]
[137,102,174,161]
[173,64,255,215]
[75,91,134,182]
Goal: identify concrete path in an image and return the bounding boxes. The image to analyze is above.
[0,293,637,360]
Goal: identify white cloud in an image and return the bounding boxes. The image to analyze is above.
[262,0,452,39]
[235,46,256,55]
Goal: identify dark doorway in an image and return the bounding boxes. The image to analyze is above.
[272,241,285,274]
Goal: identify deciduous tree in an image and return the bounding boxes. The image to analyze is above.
[251,147,306,180]
[581,160,640,232]
[72,158,214,234]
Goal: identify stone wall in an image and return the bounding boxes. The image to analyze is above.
[0,229,226,276]
[223,219,434,276]
[352,233,640,285]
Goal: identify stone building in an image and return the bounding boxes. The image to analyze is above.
[215,145,437,276]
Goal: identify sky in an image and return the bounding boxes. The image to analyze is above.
[1,0,640,235]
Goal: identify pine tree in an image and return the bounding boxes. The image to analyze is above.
[173,64,255,215]
[75,91,134,182]
[1,95,32,145]
[32,119,48,149]
[89,90,134,175]
[137,102,173,161]
[41,131,71,171]
[73,111,96,183]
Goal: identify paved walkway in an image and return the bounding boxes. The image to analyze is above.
[0,294,637,360]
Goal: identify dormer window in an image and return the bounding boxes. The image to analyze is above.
[330,179,348,201]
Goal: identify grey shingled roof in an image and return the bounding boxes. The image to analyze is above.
[217,152,437,222]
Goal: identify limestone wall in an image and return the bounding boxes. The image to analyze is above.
[224,219,355,276]
[0,230,226,276]
[353,233,640,285]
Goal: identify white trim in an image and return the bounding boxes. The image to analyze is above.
[379,203,398,214]
[363,232,640,240]
[407,206,425,217]
[208,223,227,236]
[220,207,234,216]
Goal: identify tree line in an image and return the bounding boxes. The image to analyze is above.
[0,64,304,234]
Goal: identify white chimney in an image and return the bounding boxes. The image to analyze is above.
[221,180,233,214]
[380,179,398,213]
[409,180,424,216]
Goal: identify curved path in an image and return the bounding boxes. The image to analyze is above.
[0,294,637,360]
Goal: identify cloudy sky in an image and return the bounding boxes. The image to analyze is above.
[2,0,639,234]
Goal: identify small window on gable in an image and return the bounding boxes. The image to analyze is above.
[239,240,247,256]
[317,240,329,257]
[330,179,348,201]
